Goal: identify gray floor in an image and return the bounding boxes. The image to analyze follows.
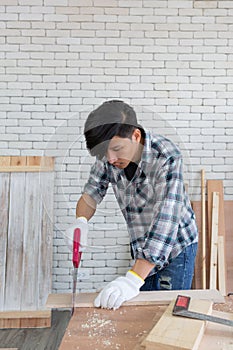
[0,310,71,350]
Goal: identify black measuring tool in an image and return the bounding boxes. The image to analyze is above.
[173,295,233,328]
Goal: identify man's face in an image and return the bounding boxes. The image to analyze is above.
[106,129,142,169]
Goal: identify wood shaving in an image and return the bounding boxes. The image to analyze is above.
[80,310,117,348]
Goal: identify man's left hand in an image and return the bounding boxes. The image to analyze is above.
[94,270,144,310]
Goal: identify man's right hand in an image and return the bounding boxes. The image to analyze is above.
[64,217,88,251]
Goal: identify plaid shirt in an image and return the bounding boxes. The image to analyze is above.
[83,131,198,273]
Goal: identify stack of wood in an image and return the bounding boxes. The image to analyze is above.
[192,173,232,295]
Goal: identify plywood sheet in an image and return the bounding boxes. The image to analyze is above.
[46,289,224,309]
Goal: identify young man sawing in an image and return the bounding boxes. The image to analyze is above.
[65,100,198,310]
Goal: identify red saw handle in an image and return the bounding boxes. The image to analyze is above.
[73,228,82,268]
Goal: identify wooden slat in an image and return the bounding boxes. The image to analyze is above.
[140,299,212,350]
[201,170,206,289]
[192,200,233,294]
[0,156,54,172]
[209,192,219,290]
[0,174,10,311]
[0,157,10,167]
[10,156,27,167]
[21,173,40,310]
[199,309,233,350]
[207,180,227,293]
[0,310,51,329]
[217,236,226,296]
[4,173,26,311]
[46,289,224,309]
[38,172,54,308]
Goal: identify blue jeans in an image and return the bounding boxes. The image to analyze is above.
[140,243,198,291]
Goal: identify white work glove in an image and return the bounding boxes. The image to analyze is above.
[94,270,145,310]
[64,217,88,252]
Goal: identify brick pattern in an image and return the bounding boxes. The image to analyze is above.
[0,0,233,293]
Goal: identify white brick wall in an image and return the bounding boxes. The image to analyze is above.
[0,0,232,293]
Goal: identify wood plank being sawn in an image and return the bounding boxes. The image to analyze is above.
[46,289,224,309]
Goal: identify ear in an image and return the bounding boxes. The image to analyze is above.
[132,128,141,143]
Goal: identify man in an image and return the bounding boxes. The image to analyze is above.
[65,100,198,310]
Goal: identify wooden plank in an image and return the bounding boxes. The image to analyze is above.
[201,170,206,289]
[0,173,10,311]
[4,173,25,311]
[10,156,27,167]
[0,310,51,329]
[140,299,212,350]
[224,201,233,293]
[59,305,165,350]
[0,157,10,167]
[192,200,233,294]
[217,236,227,296]
[199,309,233,350]
[21,173,40,310]
[38,172,54,308]
[209,192,219,290]
[46,289,224,309]
[207,180,227,292]
[0,156,54,172]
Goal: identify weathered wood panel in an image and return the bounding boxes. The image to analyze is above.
[0,174,10,311]
[38,171,54,309]
[21,173,41,310]
[0,157,54,321]
[4,173,26,311]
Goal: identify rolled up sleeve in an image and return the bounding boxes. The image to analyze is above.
[83,159,110,204]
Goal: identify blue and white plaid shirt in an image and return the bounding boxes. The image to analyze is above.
[83,131,198,273]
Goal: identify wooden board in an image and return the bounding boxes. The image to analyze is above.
[191,200,233,294]
[0,156,54,328]
[46,290,224,309]
[199,309,233,350]
[209,192,219,290]
[207,180,227,294]
[0,156,54,172]
[0,310,51,329]
[58,299,233,350]
[141,299,212,350]
[59,305,165,350]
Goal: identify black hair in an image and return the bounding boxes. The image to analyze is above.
[84,100,145,159]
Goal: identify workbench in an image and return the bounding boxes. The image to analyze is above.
[46,290,233,350]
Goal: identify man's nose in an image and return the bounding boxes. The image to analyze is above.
[107,150,117,164]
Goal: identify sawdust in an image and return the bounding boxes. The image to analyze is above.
[80,310,117,349]
[213,296,233,313]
